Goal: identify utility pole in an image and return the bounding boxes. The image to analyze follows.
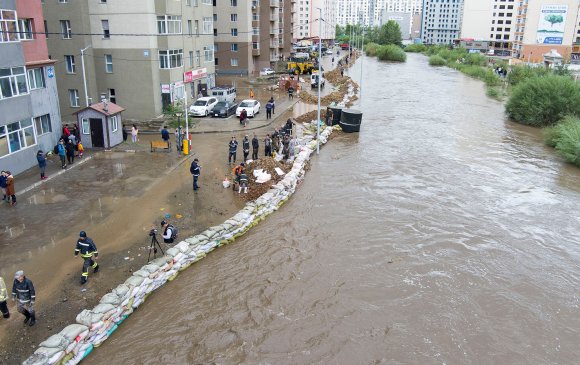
[80,45,92,107]
[360,26,365,106]
[316,7,322,154]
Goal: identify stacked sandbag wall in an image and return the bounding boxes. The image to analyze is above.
[23,122,341,365]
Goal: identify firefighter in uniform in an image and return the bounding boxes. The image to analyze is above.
[74,231,99,285]
[12,271,36,326]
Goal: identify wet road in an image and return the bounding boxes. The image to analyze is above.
[88,53,579,364]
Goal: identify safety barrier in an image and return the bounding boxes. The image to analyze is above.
[23,122,341,365]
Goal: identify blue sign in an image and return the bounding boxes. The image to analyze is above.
[47,66,54,78]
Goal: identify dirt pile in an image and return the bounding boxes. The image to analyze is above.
[234,157,292,201]
[295,110,330,124]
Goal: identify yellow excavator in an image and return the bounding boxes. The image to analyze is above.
[287,58,315,75]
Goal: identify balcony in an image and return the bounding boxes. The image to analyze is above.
[270,0,278,7]
[270,55,279,62]
[269,28,276,35]
[270,40,279,48]
[252,48,261,56]
[270,14,278,21]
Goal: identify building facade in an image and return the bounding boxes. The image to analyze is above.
[380,11,412,38]
[1,0,62,175]
[512,0,580,63]
[294,0,336,41]
[336,0,421,27]
[461,0,517,56]
[420,0,464,45]
[42,0,216,123]
[214,0,293,75]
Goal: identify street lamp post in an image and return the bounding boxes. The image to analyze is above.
[81,45,92,107]
[316,7,322,154]
[175,111,183,154]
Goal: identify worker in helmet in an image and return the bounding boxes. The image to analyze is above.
[74,231,99,285]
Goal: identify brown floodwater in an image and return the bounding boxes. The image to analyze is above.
[89,54,580,364]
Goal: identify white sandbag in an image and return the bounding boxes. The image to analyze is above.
[174,241,190,253]
[75,310,104,327]
[165,247,181,257]
[34,347,62,358]
[99,293,122,306]
[141,264,160,274]
[47,350,65,365]
[132,269,150,278]
[112,284,131,299]
[124,275,144,287]
[22,353,48,365]
[185,236,200,245]
[39,334,69,351]
[60,324,89,344]
[92,303,115,316]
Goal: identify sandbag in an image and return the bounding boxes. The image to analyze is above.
[165,247,181,257]
[112,284,131,299]
[22,353,48,365]
[124,275,144,287]
[39,334,69,351]
[99,293,121,306]
[59,324,89,343]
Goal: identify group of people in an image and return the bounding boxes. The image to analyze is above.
[53,124,84,170]
[0,229,100,327]
[0,170,16,206]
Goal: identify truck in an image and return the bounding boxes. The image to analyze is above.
[340,43,350,50]
[310,71,325,89]
[287,60,315,75]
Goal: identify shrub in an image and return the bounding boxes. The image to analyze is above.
[464,52,486,66]
[506,76,580,127]
[376,44,406,62]
[543,125,560,147]
[429,55,447,66]
[486,87,501,100]
[461,65,487,79]
[365,42,380,57]
[483,69,502,87]
[507,65,550,86]
[554,116,580,166]
[405,43,427,53]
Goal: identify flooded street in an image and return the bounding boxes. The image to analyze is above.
[88,54,580,364]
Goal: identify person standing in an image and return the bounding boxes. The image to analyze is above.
[289,136,296,159]
[0,276,9,319]
[242,135,250,161]
[287,86,295,100]
[161,126,170,144]
[249,89,255,99]
[269,96,275,114]
[264,134,272,157]
[265,101,273,120]
[12,271,35,326]
[272,128,280,152]
[5,171,15,206]
[228,136,238,164]
[190,158,201,191]
[37,150,47,180]
[161,220,176,244]
[68,132,77,147]
[74,231,99,285]
[282,134,290,160]
[252,134,259,160]
[1,171,8,202]
[131,124,138,143]
[62,124,71,138]
[66,139,75,165]
[57,139,67,169]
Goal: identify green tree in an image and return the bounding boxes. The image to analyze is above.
[377,20,402,47]
[545,14,564,27]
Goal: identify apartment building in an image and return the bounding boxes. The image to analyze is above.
[42,0,216,123]
[293,0,336,41]
[336,0,421,27]
[294,0,311,40]
[461,0,517,56]
[214,0,292,75]
[512,0,580,62]
[573,3,580,64]
[420,0,464,45]
[1,0,62,175]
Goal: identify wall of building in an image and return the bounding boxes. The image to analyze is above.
[310,0,337,41]
[381,11,411,38]
[461,0,492,40]
[214,0,253,75]
[421,0,464,45]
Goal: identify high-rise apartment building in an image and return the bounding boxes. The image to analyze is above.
[294,0,311,40]
[1,0,62,175]
[461,0,517,56]
[214,0,292,75]
[420,0,464,45]
[42,0,216,122]
[336,0,421,27]
[293,0,336,41]
[512,0,580,62]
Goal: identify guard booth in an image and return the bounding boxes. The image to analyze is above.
[74,100,125,148]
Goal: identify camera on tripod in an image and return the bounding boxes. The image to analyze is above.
[149,228,157,237]
[147,228,163,262]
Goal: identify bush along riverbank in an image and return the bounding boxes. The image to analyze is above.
[365,42,406,62]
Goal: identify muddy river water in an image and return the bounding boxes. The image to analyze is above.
[89,54,580,364]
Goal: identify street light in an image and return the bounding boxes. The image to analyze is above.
[81,45,92,107]
[175,111,183,154]
[316,7,322,154]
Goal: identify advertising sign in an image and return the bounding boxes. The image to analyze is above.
[536,5,568,45]
[572,53,580,65]
[183,68,208,83]
[161,84,171,94]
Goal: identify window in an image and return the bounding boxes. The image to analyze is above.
[202,17,212,34]
[44,20,48,38]
[159,49,183,69]
[195,20,199,36]
[105,54,113,73]
[195,50,201,66]
[0,10,18,42]
[157,15,182,34]
[230,58,238,66]
[111,115,118,132]
[0,67,28,99]
[34,114,52,136]
[27,68,45,90]
[231,28,238,36]
[231,0,237,5]
[60,20,71,39]
[213,14,217,22]
[0,119,36,157]
[187,20,192,35]
[81,118,89,134]
[69,89,80,107]
[100,0,107,3]
[186,0,191,5]
[59,0,68,2]
[202,0,212,4]
[18,19,33,40]
[108,88,116,103]
[252,42,259,49]
[231,43,238,51]
[231,14,238,22]
[101,20,110,39]
[189,51,193,66]
[204,46,214,62]
[65,55,76,73]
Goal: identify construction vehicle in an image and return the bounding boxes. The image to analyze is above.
[287,59,316,75]
[310,70,325,88]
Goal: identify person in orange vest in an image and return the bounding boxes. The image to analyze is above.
[232,162,245,191]
[249,89,255,99]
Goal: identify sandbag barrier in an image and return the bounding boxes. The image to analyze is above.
[23,122,342,365]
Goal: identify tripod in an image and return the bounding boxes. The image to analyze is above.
[147,233,165,262]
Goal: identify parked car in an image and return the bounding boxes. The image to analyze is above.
[211,101,238,118]
[260,67,275,76]
[325,49,333,55]
[189,97,218,117]
[236,99,261,117]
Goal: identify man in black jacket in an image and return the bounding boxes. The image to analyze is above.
[228,136,238,164]
[74,231,99,285]
[242,135,250,161]
[190,158,200,191]
[252,134,259,160]
[12,271,36,326]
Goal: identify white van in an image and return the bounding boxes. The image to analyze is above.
[210,86,236,103]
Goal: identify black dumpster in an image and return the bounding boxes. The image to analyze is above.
[328,106,343,126]
[339,109,363,133]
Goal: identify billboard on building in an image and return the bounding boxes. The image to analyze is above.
[536,5,568,45]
